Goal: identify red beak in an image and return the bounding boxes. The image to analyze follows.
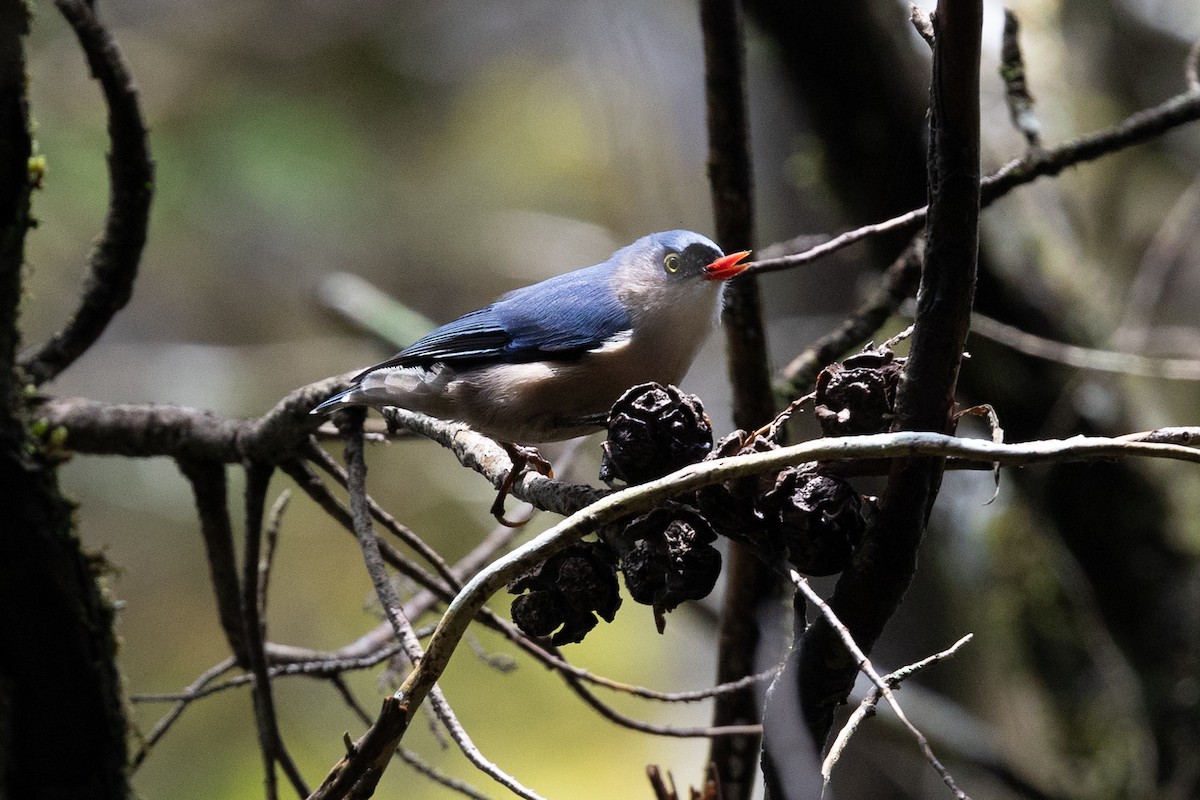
[703,250,752,281]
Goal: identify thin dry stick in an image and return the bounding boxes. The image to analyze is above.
[132,656,237,768]
[777,236,924,393]
[278,458,452,603]
[969,312,1200,380]
[745,46,1200,278]
[789,571,969,800]
[242,461,310,799]
[821,634,974,785]
[258,489,291,621]
[305,439,462,590]
[559,669,764,738]
[338,412,546,800]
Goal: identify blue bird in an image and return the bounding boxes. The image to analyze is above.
[315,230,748,439]
[313,230,749,520]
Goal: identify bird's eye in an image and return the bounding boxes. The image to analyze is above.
[664,253,681,274]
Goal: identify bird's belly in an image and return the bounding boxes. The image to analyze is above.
[449,336,701,443]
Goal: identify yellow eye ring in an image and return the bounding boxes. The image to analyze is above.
[664,253,681,273]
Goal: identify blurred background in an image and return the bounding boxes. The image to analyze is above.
[21,0,1200,797]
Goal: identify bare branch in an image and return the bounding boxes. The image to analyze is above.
[822,634,974,786]
[305,439,462,590]
[699,0,774,791]
[332,676,495,800]
[259,489,291,620]
[333,411,545,800]
[558,667,764,739]
[176,458,247,664]
[242,461,309,799]
[132,657,237,769]
[969,312,1200,380]
[745,66,1200,277]
[790,572,970,799]
[326,427,1200,788]
[382,407,606,515]
[21,0,153,385]
[777,236,924,395]
[1000,9,1042,150]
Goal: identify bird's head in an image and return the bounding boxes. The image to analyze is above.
[610,230,750,319]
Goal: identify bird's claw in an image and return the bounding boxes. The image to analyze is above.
[491,444,553,527]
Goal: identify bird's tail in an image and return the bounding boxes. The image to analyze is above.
[310,388,359,415]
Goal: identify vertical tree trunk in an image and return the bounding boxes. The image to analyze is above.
[0,4,130,797]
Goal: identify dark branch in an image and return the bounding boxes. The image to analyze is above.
[699,1,773,796]
[20,0,154,386]
[242,461,309,798]
[746,76,1200,276]
[796,0,984,749]
[176,458,248,664]
[0,0,32,418]
[776,236,925,397]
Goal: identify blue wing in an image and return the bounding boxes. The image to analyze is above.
[356,263,631,376]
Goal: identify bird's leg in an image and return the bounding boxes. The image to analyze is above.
[491,443,554,527]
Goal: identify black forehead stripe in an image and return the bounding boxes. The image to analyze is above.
[678,242,722,275]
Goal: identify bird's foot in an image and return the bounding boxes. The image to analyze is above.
[491,443,554,527]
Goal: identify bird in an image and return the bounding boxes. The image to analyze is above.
[313,229,750,520]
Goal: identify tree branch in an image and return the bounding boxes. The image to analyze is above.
[745,61,1200,277]
[794,0,983,750]
[20,0,154,386]
[700,0,774,793]
[176,458,247,665]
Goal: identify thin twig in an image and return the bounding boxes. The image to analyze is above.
[278,457,451,604]
[176,458,246,664]
[336,411,545,800]
[21,0,153,385]
[969,312,1200,380]
[777,236,924,395]
[331,675,496,800]
[559,668,764,739]
[744,67,1200,277]
[242,461,309,799]
[258,489,291,621]
[132,657,237,769]
[305,438,462,590]
[790,572,970,799]
[821,634,974,785]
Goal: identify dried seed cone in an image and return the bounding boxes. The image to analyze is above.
[757,467,866,576]
[508,541,622,645]
[608,506,721,612]
[600,383,713,485]
[814,348,904,437]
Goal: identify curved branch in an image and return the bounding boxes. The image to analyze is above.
[745,68,1200,277]
[310,425,1200,794]
[21,0,154,386]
